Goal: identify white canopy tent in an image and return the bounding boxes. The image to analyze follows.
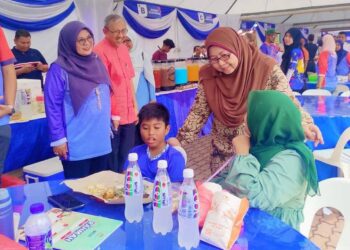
[1,0,349,64]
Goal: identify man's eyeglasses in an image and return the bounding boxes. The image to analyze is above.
[209,53,231,64]
[107,28,128,35]
[123,39,131,43]
[77,36,93,45]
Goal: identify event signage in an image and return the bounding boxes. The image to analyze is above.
[137,3,162,18]
[198,12,214,24]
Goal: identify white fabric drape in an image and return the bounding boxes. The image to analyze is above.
[0,0,73,21]
[177,9,219,32]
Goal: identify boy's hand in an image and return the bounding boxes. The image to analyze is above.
[53,143,68,160]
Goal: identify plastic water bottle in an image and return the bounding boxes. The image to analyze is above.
[0,189,14,239]
[24,203,52,250]
[124,153,144,223]
[178,169,200,249]
[152,160,173,235]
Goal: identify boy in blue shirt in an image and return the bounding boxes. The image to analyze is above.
[124,103,185,182]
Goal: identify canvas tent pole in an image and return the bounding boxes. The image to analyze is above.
[225,0,238,14]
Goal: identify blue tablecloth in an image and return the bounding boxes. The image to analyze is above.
[4,118,54,173]
[7,181,319,250]
[156,88,212,139]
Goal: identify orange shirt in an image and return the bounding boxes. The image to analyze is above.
[94,39,136,125]
[0,27,14,65]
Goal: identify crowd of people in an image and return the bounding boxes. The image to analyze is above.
[1,15,350,230]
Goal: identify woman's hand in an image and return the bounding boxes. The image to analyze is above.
[167,137,181,147]
[53,143,68,160]
[232,134,250,155]
[303,123,324,147]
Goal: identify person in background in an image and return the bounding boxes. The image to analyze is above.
[200,45,207,58]
[281,28,305,92]
[317,34,337,91]
[94,14,138,173]
[124,102,185,182]
[259,29,283,62]
[11,29,48,87]
[152,38,175,61]
[123,30,156,145]
[44,21,111,179]
[168,27,322,173]
[305,34,318,73]
[300,37,309,72]
[335,39,350,80]
[220,90,318,230]
[192,45,203,58]
[242,31,258,49]
[338,31,350,52]
[0,26,17,186]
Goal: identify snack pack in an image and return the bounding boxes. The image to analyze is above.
[197,182,222,227]
[200,191,249,250]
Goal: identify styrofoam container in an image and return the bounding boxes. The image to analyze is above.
[23,157,64,183]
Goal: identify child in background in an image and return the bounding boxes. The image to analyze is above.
[124,103,185,182]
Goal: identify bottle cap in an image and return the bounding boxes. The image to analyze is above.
[36,96,44,101]
[0,189,10,200]
[157,160,168,169]
[128,153,138,161]
[30,203,44,214]
[183,168,194,178]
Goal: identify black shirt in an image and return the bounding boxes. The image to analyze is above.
[11,47,47,81]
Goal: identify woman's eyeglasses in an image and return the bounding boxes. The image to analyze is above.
[209,53,231,64]
[77,36,93,45]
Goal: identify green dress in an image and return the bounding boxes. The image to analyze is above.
[222,150,307,230]
[217,90,318,230]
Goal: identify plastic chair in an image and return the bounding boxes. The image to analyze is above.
[333,85,349,96]
[300,178,350,250]
[302,89,332,96]
[173,146,188,164]
[340,91,350,97]
[313,127,350,178]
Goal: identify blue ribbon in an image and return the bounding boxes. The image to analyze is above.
[0,2,75,31]
[177,9,219,40]
[13,0,65,4]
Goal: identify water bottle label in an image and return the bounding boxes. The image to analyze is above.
[152,179,171,208]
[125,169,142,196]
[179,189,199,218]
[26,230,52,250]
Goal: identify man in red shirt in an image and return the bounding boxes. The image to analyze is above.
[152,38,175,60]
[94,15,138,173]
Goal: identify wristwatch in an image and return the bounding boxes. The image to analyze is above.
[7,105,15,116]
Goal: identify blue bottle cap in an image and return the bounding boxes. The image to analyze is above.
[30,203,44,214]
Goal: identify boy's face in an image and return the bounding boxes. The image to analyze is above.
[140,118,170,150]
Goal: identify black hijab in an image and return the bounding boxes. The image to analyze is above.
[281,28,302,74]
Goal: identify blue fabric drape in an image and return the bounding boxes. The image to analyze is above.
[177,8,219,40]
[0,2,75,31]
[13,0,65,4]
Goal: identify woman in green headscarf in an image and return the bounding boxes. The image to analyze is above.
[221,90,318,230]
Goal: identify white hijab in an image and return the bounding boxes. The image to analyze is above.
[127,29,155,91]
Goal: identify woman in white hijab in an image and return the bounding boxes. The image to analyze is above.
[123,29,156,111]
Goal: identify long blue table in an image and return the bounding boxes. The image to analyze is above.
[7,181,319,250]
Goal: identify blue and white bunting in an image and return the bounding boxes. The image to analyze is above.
[0,0,75,31]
